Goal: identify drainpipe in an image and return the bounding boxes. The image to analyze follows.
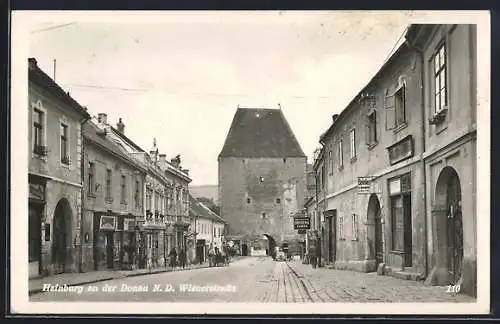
[80,115,91,273]
[407,38,428,277]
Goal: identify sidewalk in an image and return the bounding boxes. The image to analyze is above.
[29,262,210,296]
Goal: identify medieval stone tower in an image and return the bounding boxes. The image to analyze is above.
[218,107,306,256]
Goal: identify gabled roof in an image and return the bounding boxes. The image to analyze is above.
[83,121,148,173]
[189,193,227,224]
[28,58,90,119]
[218,108,306,158]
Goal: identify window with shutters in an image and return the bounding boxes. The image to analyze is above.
[366,110,378,147]
[385,83,407,130]
[389,173,412,252]
[60,123,70,165]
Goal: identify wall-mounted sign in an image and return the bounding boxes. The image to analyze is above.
[29,183,45,201]
[387,135,414,165]
[298,229,306,234]
[100,215,116,230]
[357,176,375,195]
[294,217,311,230]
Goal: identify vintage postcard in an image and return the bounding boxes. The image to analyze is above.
[10,10,490,315]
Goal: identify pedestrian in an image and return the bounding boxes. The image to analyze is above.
[208,244,215,267]
[179,249,187,269]
[169,247,177,270]
[309,241,317,269]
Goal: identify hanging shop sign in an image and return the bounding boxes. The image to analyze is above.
[294,217,311,230]
[358,176,375,195]
[29,183,45,201]
[100,215,116,230]
[297,229,306,234]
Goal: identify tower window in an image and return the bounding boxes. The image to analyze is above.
[276,198,281,204]
[247,198,251,204]
[261,212,267,219]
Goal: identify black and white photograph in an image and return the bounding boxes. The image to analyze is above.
[10,10,490,315]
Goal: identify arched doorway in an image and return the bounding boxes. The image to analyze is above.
[263,234,276,257]
[435,166,463,284]
[367,194,383,269]
[52,198,72,274]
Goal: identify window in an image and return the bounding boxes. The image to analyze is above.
[433,43,447,113]
[134,180,140,207]
[88,162,95,196]
[350,129,356,160]
[33,108,44,154]
[351,214,358,240]
[366,111,378,145]
[385,83,407,130]
[261,212,267,219]
[389,173,412,253]
[247,198,251,204]
[121,175,126,203]
[259,176,265,183]
[105,169,112,201]
[339,215,344,239]
[155,192,160,212]
[328,151,333,174]
[60,123,69,164]
[338,140,344,168]
[276,198,281,204]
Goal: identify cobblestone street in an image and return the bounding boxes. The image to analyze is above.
[30,257,475,303]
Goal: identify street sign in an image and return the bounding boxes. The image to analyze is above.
[298,229,306,234]
[294,217,310,230]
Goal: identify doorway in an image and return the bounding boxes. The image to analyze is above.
[435,166,463,284]
[29,203,43,277]
[52,198,72,274]
[242,243,248,256]
[326,209,337,264]
[367,194,384,268]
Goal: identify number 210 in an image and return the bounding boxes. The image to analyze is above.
[447,285,461,293]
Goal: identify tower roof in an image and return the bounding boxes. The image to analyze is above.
[218,108,305,158]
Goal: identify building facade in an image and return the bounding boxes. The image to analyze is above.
[189,194,227,263]
[82,118,147,271]
[218,107,307,256]
[28,58,90,278]
[406,24,477,296]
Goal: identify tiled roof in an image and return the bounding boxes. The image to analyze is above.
[218,108,306,158]
[83,121,148,172]
[189,194,226,223]
[28,58,90,119]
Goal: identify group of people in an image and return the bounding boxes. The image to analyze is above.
[167,248,188,269]
[208,242,231,267]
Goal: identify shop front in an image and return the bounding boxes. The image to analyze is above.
[93,213,136,270]
[28,174,47,278]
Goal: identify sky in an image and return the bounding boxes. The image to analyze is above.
[28,11,412,186]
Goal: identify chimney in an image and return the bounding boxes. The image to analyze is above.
[150,138,158,163]
[159,154,167,166]
[97,113,108,125]
[332,114,339,123]
[116,118,125,134]
[182,169,189,175]
[28,58,37,70]
[170,155,181,168]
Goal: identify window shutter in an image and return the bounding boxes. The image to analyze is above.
[365,118,371,145]
[385,94,396,130]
